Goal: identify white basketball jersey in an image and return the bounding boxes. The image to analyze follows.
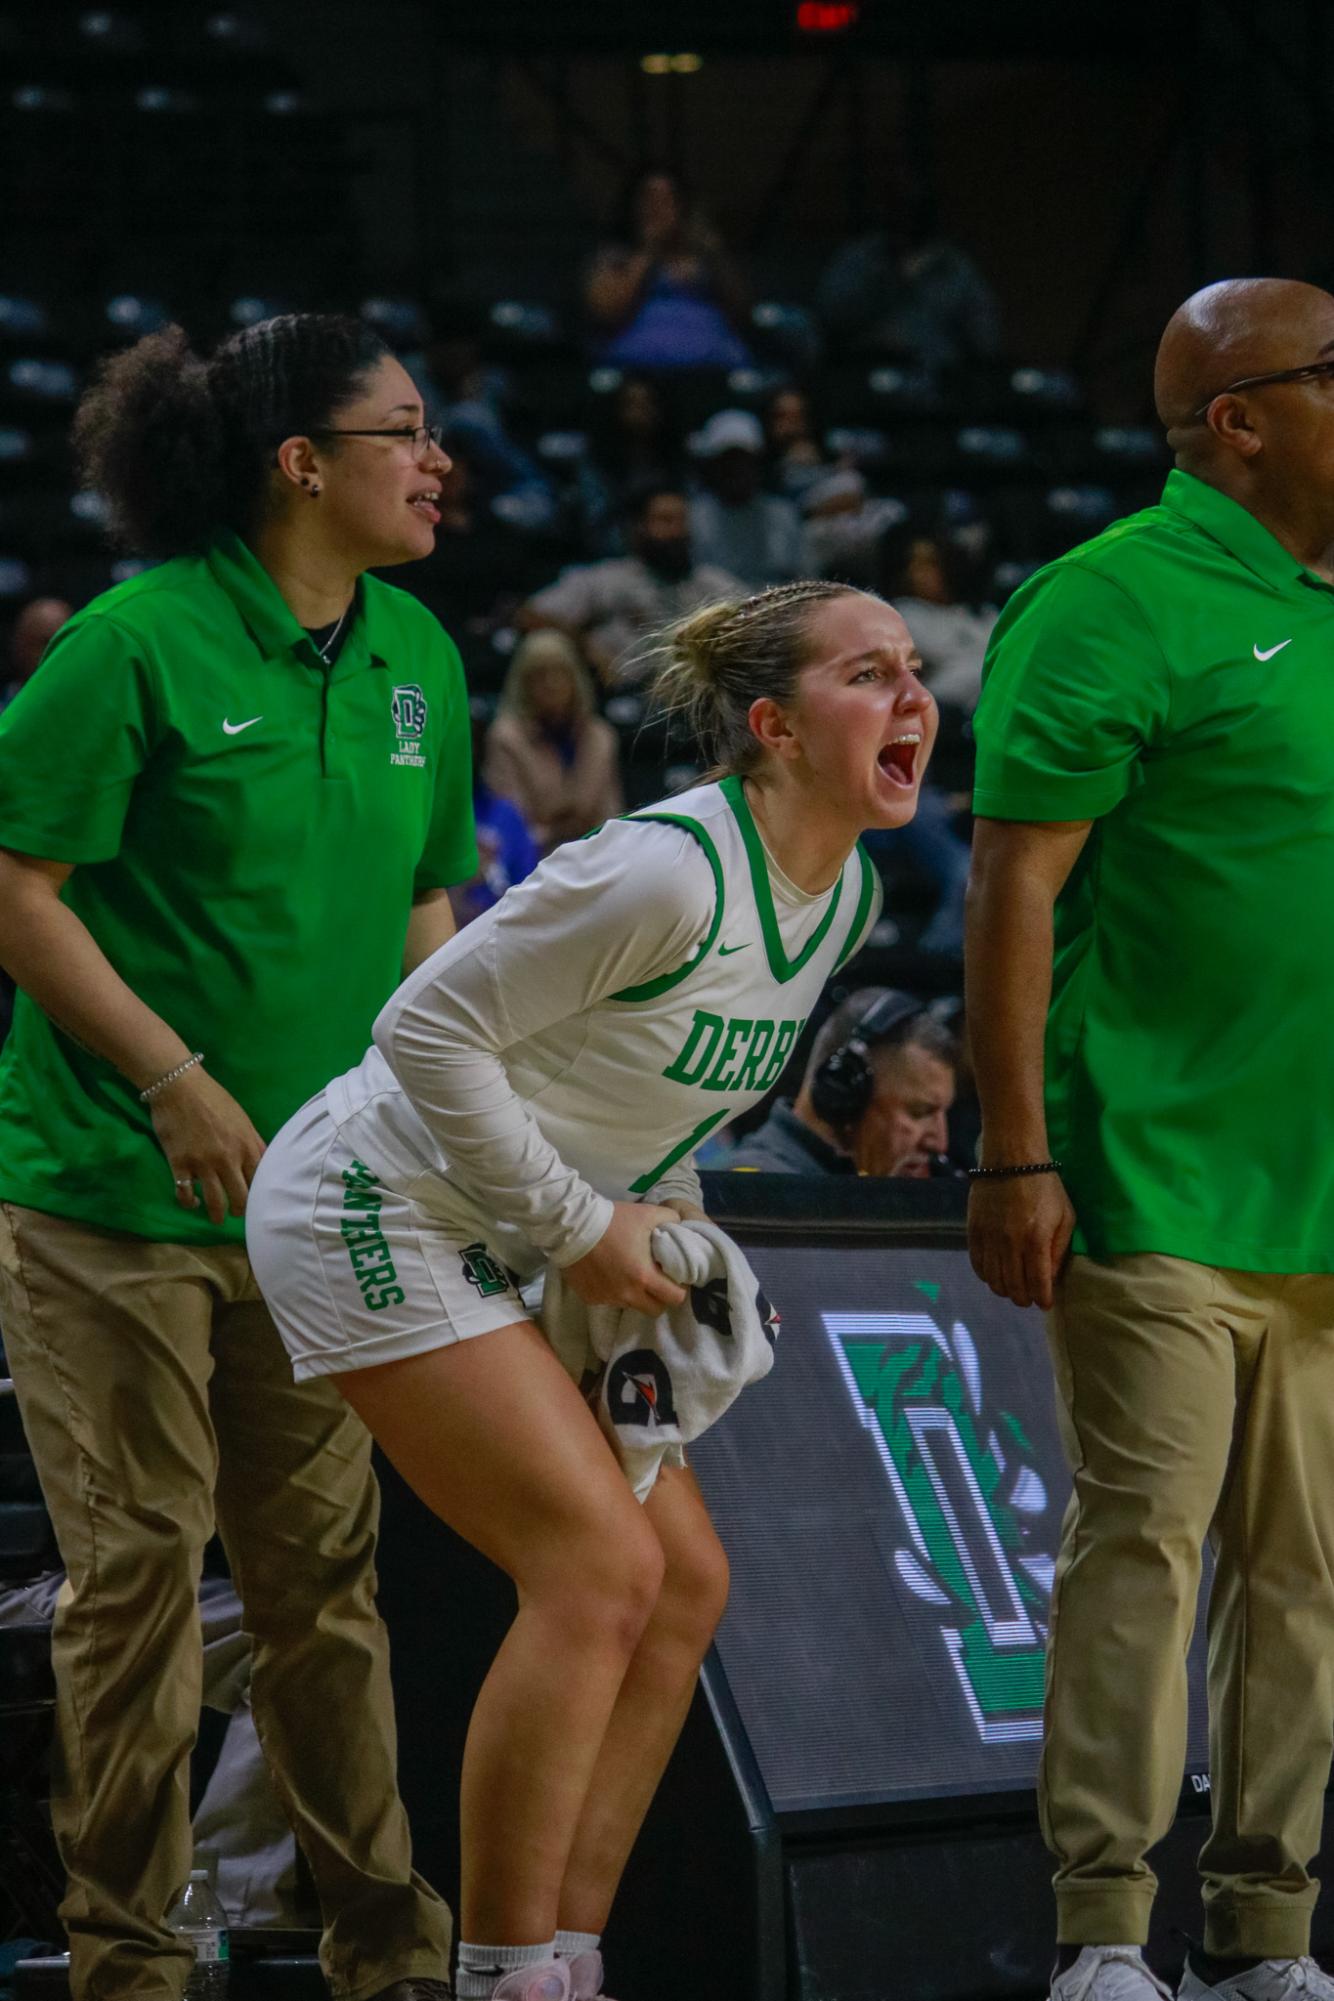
[324,775,881,1270]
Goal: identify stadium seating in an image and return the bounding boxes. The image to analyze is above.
[0,2,1169,733]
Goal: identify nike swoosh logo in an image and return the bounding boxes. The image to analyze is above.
[222,716,263,734]
[1253,639,1292,660]
[718,942,750,956]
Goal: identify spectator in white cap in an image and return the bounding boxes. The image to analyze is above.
[688,410,802,589]
[800,469,908,586]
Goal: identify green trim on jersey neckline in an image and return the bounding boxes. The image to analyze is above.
[835,844,879,968]
[720,773,846,984]
[608,810,727,1003]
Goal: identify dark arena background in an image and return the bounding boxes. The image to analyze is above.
[2,4,1334,2000]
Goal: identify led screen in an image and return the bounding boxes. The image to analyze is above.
[690,1240,1211,1816]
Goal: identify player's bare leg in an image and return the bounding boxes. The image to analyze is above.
[335,1322,666,1945]
[555,1462,730,1936]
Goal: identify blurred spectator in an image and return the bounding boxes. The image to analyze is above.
[860,552,976,958]
[881,521,997,712]
[416,296,555,527]
[871,526,985,957]
[3,595,72,709]
[864,781,973,960]
[573,374,685,555]
[763,384,829,501]
[800,469,907,586]
[451,701,542,927]
[519,480,741,686]
[484,630,623,847]
[729,988,957,1176]
[585,168,754,371]
[816,195,1002,371]
[404,438,542,646]
[689,411,803,588]
[929,993,981,1172]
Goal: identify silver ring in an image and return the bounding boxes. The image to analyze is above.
[174,1176,194,1189]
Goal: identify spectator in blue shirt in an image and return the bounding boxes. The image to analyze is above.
[453,702,542,926]
[585,169,754,371]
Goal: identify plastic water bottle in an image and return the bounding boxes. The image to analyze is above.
[166,1868,230,2001]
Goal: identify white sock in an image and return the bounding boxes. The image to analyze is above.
[554,1932,600,1961]
[456,1939,557,2000]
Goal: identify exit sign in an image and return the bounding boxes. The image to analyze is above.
[795,1,860,31]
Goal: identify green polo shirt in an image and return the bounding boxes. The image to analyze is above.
[0,531,478,1244]
[973,467,1334,1272]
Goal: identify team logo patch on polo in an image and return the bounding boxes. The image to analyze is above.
[459,1241,511,1297]
[390,684,428,767]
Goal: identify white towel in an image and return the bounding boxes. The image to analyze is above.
[541,1219,780,1501]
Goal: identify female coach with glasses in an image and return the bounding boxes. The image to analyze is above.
[0,315,473,2001]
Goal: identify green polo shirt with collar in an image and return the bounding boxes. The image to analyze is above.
[0,530,478,1245]
[972,467,1334,1272]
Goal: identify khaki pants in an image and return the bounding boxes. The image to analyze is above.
[1042,1253,1334,1958]
[0,1203,453,2001]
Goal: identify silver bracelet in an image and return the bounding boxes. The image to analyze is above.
[139,1052,205,1103]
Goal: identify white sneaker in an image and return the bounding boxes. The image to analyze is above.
[565,1950,617,2001]
[1052,1947,1174,2001]
[1178,1958,1334,2000]
[490,1964,571,2001]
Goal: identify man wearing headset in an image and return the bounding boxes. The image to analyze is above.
[727,987,958,1177]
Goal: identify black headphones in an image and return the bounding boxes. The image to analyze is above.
[809,989,925,1130]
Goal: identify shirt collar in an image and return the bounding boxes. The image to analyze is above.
[1160,467,1334,595]
[772,1101,857,1174]
[205,530,386,668]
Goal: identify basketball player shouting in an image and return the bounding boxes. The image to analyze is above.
[247,580,935,2001]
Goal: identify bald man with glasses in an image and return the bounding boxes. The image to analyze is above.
[966,278,1334,2001]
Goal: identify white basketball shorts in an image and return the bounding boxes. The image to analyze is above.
[246,1092,530,1381]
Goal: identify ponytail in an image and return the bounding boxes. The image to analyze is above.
[73,311,390,559]
[74,327,224,557]
[648,579,859,776]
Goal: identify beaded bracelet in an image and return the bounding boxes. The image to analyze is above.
[139,1052,205,1104]
[967,1159,1062,1181]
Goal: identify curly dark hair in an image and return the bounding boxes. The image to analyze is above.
[72,313,390,558]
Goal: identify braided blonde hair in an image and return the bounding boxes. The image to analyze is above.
[647,579,866,777]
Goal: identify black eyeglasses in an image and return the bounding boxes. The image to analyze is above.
[309,423,446,462]
[1192,360,1334,421]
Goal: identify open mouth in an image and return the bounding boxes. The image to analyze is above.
[409,489,441,524]
[878,733,921,786]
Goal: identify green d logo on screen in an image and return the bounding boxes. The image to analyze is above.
[825,1283,1053,1744]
